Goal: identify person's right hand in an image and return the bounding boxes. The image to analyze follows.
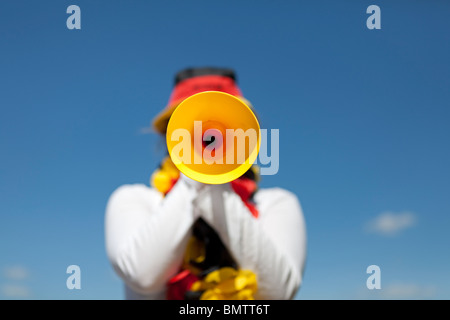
[179,173,206,192]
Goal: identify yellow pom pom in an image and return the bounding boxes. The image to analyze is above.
[204,267,238,284]
[200,289,226,300]
[150,157,180,194]
[230,289,254,300]
[196,267,258,300]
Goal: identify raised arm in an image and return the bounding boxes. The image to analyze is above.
[104,180,199,296]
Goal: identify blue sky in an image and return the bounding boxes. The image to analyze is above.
[0,1,449,300]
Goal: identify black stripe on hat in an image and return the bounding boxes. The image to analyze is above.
[174,67,237,85]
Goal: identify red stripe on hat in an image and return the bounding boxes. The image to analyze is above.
[167,75,242,107]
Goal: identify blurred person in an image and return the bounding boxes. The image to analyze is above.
[104,67,307,300]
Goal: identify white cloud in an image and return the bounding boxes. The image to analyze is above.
[138,126,152,134]
[365,211,417,236]
[383,283,436,298]
[357,283,437,300]
[381,283,437,299]
[1,284,31,298]
[3,265,30,280]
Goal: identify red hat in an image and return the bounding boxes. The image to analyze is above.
[152,67,251,133]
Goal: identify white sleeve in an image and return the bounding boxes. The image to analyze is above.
[104,180,200,295]
[194,185,307,300]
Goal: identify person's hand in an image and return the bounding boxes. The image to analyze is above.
[179,173,206,192]
[180,173,232,192]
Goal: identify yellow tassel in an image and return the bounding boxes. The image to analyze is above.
[150,157,180,194]
[181,236,206,276]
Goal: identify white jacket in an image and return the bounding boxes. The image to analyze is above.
[105,176,307,300]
